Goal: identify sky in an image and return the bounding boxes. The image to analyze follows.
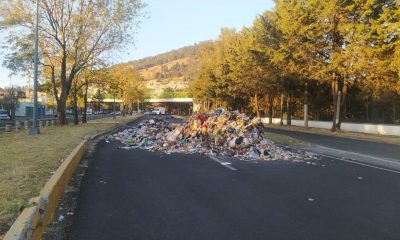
[0,0,274,87]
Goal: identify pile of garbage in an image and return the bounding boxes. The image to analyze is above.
[108,108,315,161]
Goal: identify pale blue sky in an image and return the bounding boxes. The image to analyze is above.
[0,0,274,87]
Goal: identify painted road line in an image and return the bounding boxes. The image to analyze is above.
[322,154,400,175]
[209,155,237,171]
[315,145,400,165]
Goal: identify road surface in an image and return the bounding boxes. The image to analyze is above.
[68,116,400,240]
[266,127,400,171]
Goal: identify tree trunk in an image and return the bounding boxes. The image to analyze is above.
[304,82,309,128]
[280,93,284,126]
[59,54,69,125]
[113,93,116,119]
[286,93,291,125]
[331,79,338,132]
[393,101,396,124]
[73,88,79,125]
[58,88,72,125]
[82,83,88,123]
[58,97,68,125]
[255,93,260,118]
[337,85,347,130]
[268,94,274,124]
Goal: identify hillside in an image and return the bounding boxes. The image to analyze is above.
[126,42,210,98]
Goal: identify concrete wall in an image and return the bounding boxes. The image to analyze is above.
[261,118,400,137]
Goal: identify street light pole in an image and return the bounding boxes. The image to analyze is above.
[30,0,40,135]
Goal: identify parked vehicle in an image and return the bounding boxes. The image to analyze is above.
[151,107,166,115]
[0,110,10,120]
[86,109,93,115]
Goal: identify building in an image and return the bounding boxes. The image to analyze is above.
[14,87,55,117]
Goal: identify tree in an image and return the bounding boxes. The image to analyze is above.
[1,87,23,120]
[110,64,148,114]
[272,0,400,130]
[1,0,145,124]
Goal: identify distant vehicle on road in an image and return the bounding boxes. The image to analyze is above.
[0,110,10,120]
[152,107,165,115]
[109,111,121,116]
[86,109,93,115]
[94,111,105,115]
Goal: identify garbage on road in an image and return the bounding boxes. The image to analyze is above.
[108,108,317,161]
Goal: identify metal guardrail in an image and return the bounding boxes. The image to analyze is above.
[0,118,58,133]
[0,114,118,133]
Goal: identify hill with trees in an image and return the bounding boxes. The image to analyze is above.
[125,42,210,98]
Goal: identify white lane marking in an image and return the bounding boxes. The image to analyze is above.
[209,156,237,171]
[321,154,400,174]
[315,145,400,165]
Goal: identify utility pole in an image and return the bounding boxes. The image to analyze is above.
[30,0,40,135]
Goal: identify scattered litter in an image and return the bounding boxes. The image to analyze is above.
[108,108,318,162]
[357,177,363,180]
[105,140,110,143]
[99,180,107,184]
[58,215,64,221]
[67,212,74,216]
[308,198,315,202]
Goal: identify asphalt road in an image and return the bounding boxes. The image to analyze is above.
[265,127,400,160]
[69,116,400,240]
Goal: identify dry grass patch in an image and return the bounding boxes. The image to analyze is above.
[0,115,141,237]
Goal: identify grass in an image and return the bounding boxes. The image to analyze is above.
[263,132,310,147]
[0,115,141,237]
[265,124,400,145]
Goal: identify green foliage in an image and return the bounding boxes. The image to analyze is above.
[0,0,145,124]
[189,0,400,125]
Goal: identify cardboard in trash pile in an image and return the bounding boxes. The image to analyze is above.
[108,108,317,161]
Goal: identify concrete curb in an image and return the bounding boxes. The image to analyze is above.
[4,115,143,240]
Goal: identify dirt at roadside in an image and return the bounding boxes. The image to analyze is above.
[41,140,99,240]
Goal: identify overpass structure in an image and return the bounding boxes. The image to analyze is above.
[89,98,199,114]
[147,98,193,103]
[89,98,193,103]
